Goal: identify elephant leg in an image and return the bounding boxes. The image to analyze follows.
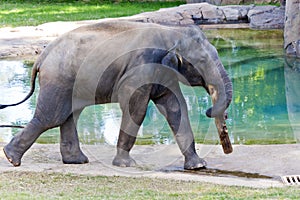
[112,86,151,167]
[60,109,89,164]
[3,87,72,167]
[3,117,50,167]
[153,87,207,170]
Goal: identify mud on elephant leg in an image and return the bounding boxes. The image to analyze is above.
[3,118,49,167]
[153,87,206,170]
[60,110,89,164]
[112,86,151,167]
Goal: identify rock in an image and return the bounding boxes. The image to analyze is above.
[186,0,221,5]
[179,4,203,24]
[247,5,275,17]
[128,4,199,25]
[238,5,254,17]
[222,7,240,21]
[284,0,300,57]
[201,3,225,23]
[249,6,285,29]
[254,0,279,4]
[186,0,281,5]
[285,42,300,58]
[222,0,244,4]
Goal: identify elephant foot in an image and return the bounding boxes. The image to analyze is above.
[112,148,136,167]
[3,145,23,167]
[112,155,137,167]
[184,154,207,170]
[62,152,89,164]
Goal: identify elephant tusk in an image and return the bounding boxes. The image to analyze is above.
[175,53,183,68]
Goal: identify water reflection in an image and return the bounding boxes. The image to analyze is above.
[0,61,33,142]
[0,29,299,144]
[208,29,298,144]
[284,58,300,142]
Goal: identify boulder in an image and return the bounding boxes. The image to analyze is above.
[248,6,285,29]
[222,7,240,20]
[247,5,275,17]
[284,0,300,57]
[222,5,252,21]
[201,3,225,23]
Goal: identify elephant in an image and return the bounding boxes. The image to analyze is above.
[1,20,233,169]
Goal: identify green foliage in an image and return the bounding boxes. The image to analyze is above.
[0,0,184,27]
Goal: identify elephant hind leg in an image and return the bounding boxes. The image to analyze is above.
[4,86,73,167]
[60,110,89,164]
[3,117,51,167]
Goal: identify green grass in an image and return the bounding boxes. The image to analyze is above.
[0,0,185,27]
[0,171,299,199]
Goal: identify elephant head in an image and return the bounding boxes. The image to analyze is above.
[166,26,233,153]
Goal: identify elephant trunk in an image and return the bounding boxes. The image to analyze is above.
[205,61,232,118]
[206,60,233,154]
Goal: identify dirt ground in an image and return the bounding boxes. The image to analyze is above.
[1,142,300,188]
[0,20,299,188]
[0,20,103,60]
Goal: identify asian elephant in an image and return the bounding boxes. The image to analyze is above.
[1,21,233,169]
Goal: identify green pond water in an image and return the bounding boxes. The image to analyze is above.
[0,29,299,145]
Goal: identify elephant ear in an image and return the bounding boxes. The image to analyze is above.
[161,50,183,71]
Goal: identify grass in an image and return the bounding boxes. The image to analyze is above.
[0,0,185,27]
[0,171,299,199]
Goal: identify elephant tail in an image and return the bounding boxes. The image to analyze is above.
[0,60,39,110]
[0,125,24,128]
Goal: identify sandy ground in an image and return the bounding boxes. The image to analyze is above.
[0,20,299,188]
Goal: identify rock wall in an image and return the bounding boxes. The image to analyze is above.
[186,0,281,5]
[129,3,284,29]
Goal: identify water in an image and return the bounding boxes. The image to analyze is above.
[0,29,299,145]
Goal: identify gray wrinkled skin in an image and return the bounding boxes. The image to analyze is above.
[2,21,232,169]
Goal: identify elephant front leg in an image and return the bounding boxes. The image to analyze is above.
[60,110,89,164]
[112,86,151,167]
[112,129,138,167]
[153,88,207,170]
